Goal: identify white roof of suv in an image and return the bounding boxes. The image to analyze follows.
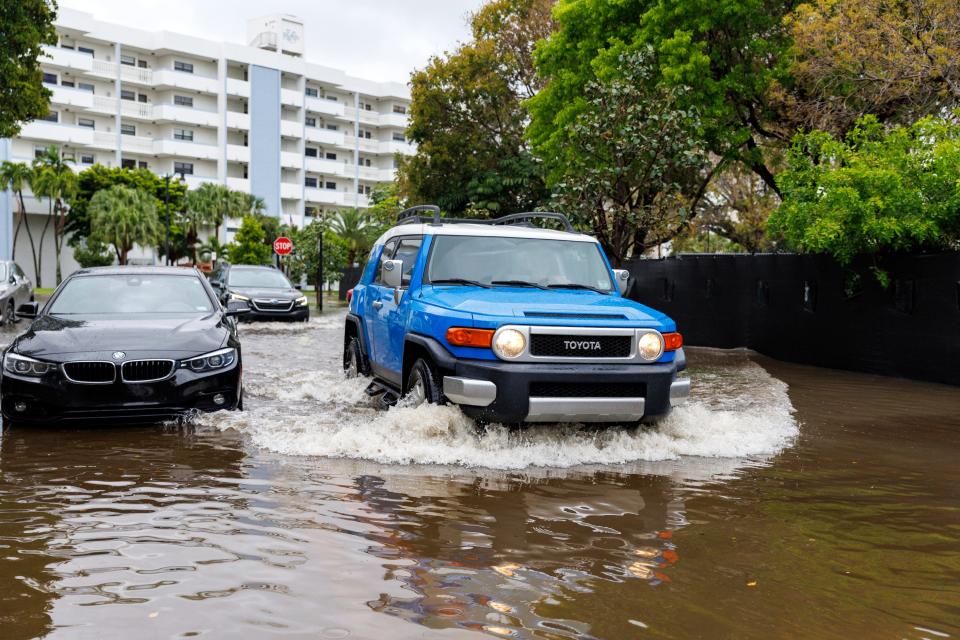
[377,222,598,245]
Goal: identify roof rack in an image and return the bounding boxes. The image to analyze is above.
[395,205,575,233]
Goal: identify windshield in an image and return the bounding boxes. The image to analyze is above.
[48,274,214,314]
[426,236,614,291]
[0,264,6,281]
[227,268,291,289]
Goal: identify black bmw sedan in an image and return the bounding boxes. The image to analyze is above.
[0,266,249,426]
[209,264,309,322]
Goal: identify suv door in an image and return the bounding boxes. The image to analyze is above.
[379,236,423,378]
[365,238,398,379]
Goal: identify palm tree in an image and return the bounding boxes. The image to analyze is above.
[88,185,160,265]
[328,208,372,265]
[0,161,39,282]
[31,146,77,284]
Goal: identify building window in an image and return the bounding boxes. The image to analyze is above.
[305,206,318,216]
[363,130,372,139]
[173,128,193,141]
[77,46,94,56]
[326,96,337,102]
[305,87,318,97]
[138,93,148,103]
[41,111,58,123]
[43,72,57,85]
[139,161,148,169]
[393,105,407,114]
[305,147,317,157]
[80,154,95,164]
[61,80,75,88]
[174,60,194,73]
[325,152,336,161]
[138,60,147,69]
[364,104,372,111]
[121,123,136,136]
[78,82,94,93]
[121,158,136,169]
[77,118,95,129]
[174,161,194,175]
[325,181,336,190]
[174,95,193,108]
[120,54,136,66]
[34,146,52,158]
[326,124,338,131]
[392,132,406,142]
[121,89,136,101]
[304,176,317,188]
[305,116,316,127]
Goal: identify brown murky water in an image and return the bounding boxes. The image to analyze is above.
[0,311,957,639]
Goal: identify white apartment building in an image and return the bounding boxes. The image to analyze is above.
[0,9,413,283]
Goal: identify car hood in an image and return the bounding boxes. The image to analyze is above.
[12,313,229,359]
[228,287,300,300]
[419,286,673,328]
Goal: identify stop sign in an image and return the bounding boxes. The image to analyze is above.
[273,236,293,255]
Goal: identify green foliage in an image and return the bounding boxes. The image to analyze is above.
[88,185,160,265]
[550,50,710,265]
[225,215,272,265]
[71,239,115,268]
[397,0,552,215]
[768,115,960,274]
[284,221,349,288]
[31,145,77,284]
[328,208,376,265]
[0,160,41,278]
[0,0,58,138]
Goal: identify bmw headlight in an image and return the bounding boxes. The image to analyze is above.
[493,328,526,359]
[295,295,308,306]
[3,352,56,377]
[637,332,664,361]
[181,348,237,373]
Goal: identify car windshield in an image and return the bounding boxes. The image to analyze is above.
[426,235,614,291]
[227,268,291,289]
[48,274,214,314]
[0,264,6,280]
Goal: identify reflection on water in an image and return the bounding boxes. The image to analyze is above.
[0,311,957,639]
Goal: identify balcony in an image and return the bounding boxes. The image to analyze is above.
[50,86,94,110]
[226,111,250,130]
[91,60,115,78]
[120,99,153,120]
[42,46,94,73]
[280,182,302,200]
[305,157,347,177]
[379,113,408,128]
[304,127,344,146]
[225,78,249,97]
[354,166,395,182]
[20,121,94,146]
[154,139,219,161]
[281,151,302,169]
[153,69,218,94]
[344,106,380,126]
[304,187,343,206]
[120,65,153,86]
[226,144,250,162]
[121,134,155,155]
[305,96,344,118]
[226,177,250,192]
[280,120,301,138]
[183,174,220,190]
[281,88,302,107]
[153,104,219,127]
[383,140,416,155]
[342,135,380,153]
[344,193,370,208]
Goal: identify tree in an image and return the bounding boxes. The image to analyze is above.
[689,162,782,253]
[767,115,960,283]
[225,215,271,265]
[397,0,553,215]
[31,146,77,284]
[285,220,348,290]
[527,0,796,196]
[71,239,115,268]
[0,0,58,138]
[550,50,712,265]
[784,0,960,136]
[328,208,374,266]
[88,185,161,265]
[0,161,40,280]
[186,182,251,247]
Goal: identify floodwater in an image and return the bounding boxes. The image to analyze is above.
[0,310,957,639]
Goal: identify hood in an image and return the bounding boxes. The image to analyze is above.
[419,286,672,328]
[12,313,229,359]
[228,286,300,300]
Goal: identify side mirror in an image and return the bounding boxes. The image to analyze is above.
[16,302,39,319]
[294,283,302,290]
[382,259,403,289]
[225,300,251,317]
[8,275,15,285]
[613,269,630,295]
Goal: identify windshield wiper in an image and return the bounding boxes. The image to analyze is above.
[430,278,492,289]
[491,280,548,290]
[546,283,609,294]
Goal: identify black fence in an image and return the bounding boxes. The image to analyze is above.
[625,253,960,386]
[338,266,364,301]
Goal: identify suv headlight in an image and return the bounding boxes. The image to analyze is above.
[295,295,308,306]
[181,347,237,373]
[638,332,664,361]
[3,352,56,377]
[493,328,526,359]
[228,293,250,302]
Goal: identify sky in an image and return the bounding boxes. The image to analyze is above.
[58,0,486,83]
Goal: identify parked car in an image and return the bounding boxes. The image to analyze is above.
[0,260,33,326]
[344,206,689,425]
[209,264,309,322]
[0,266,249,426]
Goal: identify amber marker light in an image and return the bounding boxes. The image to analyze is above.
[446,327,495,348]
[663,332,683,351]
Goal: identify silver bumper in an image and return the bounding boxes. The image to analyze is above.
[526,397,645,423]
[442,376,497,407]
[670,377,691,405]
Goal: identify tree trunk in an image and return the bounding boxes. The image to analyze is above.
[54,200,65,284]
[17,193,40,285]
[36,199,54,288]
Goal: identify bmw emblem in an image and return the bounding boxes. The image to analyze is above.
[112,352,126,360]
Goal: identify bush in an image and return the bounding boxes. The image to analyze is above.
[225,215,272,265]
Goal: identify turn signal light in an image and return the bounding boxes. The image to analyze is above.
[446,327,494,348]
[663,332,683,351]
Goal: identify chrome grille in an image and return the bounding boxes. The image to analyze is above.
[252,299,294,312]
[62,361,115,384]
[121,359,175,383]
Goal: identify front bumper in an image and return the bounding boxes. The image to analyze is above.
[442,356,688,424]
[0,362,241,425]
[241,305,309,322]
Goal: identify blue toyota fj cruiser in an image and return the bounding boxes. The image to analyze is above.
[344,206,689,424]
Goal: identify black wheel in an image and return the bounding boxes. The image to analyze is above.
[343,337,365,378]
[405,358,444,407]
[1,301,13,326]
[237,389,244,411]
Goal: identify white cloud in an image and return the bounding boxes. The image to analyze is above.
[58,0,484,82]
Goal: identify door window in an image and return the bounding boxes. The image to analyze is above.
[373,239,399,285]
[392,237,423,286]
